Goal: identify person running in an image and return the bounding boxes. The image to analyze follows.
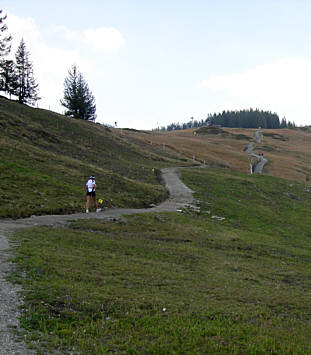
[85,175,101,213]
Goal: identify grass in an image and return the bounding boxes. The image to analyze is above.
[0,97,190,218]
[10,167,311,354]
[132,126,311,183]
[181,168,311,241]
[3,95,311,218]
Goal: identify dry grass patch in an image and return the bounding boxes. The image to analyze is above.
[131,127,311,183]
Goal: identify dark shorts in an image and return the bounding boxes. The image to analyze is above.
[86,191,96,197]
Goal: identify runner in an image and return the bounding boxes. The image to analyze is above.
[85,175,101,213]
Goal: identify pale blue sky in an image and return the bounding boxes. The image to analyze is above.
[3,1,311,128]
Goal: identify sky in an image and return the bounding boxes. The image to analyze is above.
[2,0,311,129]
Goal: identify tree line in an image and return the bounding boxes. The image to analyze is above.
[0,9,96,121]
[157,109,296,131]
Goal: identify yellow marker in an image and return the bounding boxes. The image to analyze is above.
[98,199,103,204]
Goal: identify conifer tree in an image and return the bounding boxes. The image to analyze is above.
[61,64,96,121]
[0,10,12,58]
[280,117,287,128]
[0,9,15,96]
[14,39,39,105]
[0,59,17,97]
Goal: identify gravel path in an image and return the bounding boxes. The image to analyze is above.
[0,167,196,354]
[245,139,268,174]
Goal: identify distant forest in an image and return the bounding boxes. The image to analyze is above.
[157,109,296,131]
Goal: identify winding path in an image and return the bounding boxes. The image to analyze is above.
[245,129,268,174]
[0,167,195,354]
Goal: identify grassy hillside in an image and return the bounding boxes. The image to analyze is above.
[130,125,311,184]
[11,167,311,354]
[0,97,190,218]
[3,96,311,219]
[3,97,311,353]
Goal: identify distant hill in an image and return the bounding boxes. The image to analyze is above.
[130,125,311,184]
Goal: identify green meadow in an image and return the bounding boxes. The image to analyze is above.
[0,97,187,218]
[10,168,311,354]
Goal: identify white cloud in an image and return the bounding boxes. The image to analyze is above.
[54,25,79,42]
[52,24,125,53]
[6,13,40,53]
[83,27,125,53]
[202,58,311,125]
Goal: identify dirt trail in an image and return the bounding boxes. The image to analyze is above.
[0,167,196,354]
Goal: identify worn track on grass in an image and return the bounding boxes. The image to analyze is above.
[0,167,196,354]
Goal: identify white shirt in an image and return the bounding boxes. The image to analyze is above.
[86,179,96,193]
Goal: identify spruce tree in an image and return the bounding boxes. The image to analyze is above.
[14,39,39,105]
[61,64,96,121]
[0,59,17,97]
[0,9,15,97]
[280,117,287,128]
[0,10,12,58]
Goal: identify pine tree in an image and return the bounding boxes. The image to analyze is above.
[0,59,17,97]
[14,39,39,105]
[0,10,15,97]
[60,64,96,121]
[0,10,12,58]
[280,117,287,128]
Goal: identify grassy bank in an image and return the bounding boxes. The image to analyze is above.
[0,97,189,218]
[10,167,311,354]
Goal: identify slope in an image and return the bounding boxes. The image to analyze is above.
[0,97,189,218]
[130,125,311,183]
